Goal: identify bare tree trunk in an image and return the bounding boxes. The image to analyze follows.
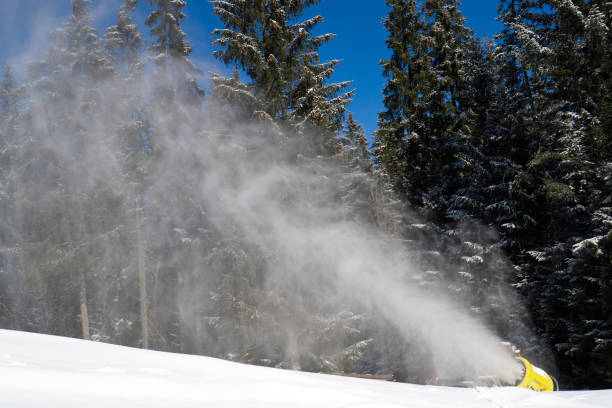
[137,210,149,349]
[79,273,90,340]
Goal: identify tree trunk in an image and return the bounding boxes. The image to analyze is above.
[79,273,90,340]
[137,210,149,349]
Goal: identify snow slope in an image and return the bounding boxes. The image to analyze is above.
[1,329,610,408]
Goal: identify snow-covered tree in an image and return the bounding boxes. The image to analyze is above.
[0,64,22,330]
[375,0,474,211]
[0,65,20,126]
[15,0,121,341]
[146,0,204,107]
[105,0,144,78]
[463,0,612,388]
[211,0,352,153]
[374,0,425,202]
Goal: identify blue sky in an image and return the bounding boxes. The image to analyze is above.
[0,0,502,138]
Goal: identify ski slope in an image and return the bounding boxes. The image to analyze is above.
[1,329,610,408]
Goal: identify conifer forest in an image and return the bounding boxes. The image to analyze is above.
[0,0,610,391]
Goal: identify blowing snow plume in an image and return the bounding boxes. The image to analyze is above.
[0,0,527,386]
[178,122,525,384]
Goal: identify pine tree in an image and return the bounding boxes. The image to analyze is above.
[0,65,20,126]
[145,0,203,108]
[335,114,374,223]
[539,1,612,388]
[0,64,22,330]
[211,0,352,153]
[105,0,144,78]
[208,0,362,370]
[15,0,119,340]
[374,0,425,202]
[374,1,535,374]
[204,237,276,364]
[339,113,370,171]
[103,0,156,349]
[375,0,474,212]
[140,0,210,351]
[479,0,612,388]
[0,63,38,333]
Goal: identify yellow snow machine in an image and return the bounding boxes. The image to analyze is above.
[514,356,558,392]
[427,344,559,391]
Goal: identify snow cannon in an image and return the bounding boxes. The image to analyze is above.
[514,356,558,392]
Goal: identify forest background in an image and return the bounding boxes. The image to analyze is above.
[0,0,610,391]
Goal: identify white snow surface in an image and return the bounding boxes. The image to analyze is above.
[1,329,611,408]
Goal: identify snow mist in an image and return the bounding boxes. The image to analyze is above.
[0,1,528,385]
[177,120,525,383]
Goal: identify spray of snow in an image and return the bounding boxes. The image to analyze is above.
[1,1,528,384]
[175,126,525,383]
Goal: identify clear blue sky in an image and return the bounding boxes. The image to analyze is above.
[0,0,502,138]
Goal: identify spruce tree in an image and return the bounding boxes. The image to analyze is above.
[211,0,352,153]
[16,0,118,340]
[470,0,612,387]
[104,0,155,349]
[210,1,372,369]
[0,65,20,125]
[335,114,404,236]
[374,1,533,374]
[375,0,474,212]
[374,0,426,203]
[536,0,612,388]
[105,0,144,78]
[141,0,210,351]
[146,0,204,107]
[0,64,21,330]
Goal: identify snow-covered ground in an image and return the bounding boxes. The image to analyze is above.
[1,329,610,408]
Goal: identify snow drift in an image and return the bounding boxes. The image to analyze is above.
[1,330,610,408]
